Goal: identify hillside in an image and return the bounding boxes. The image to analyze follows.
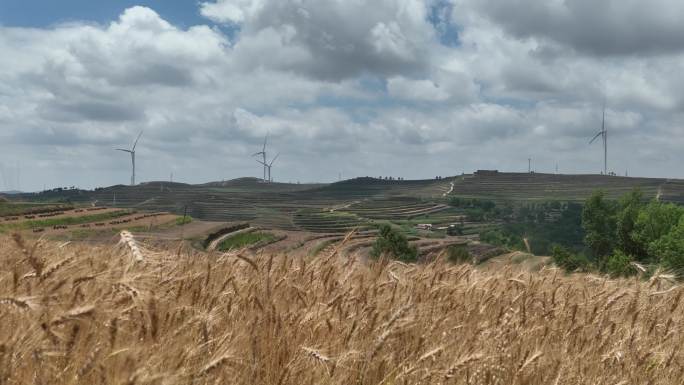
[14,174,684,233]
[449,172,681,202]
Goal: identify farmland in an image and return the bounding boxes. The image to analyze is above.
[1,234,683,384]
[5,172,684,258]
[16,173,684,235]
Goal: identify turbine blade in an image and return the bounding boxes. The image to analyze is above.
[589,132,602,144]
[116,148,132,153]
[269,153,280,166]
[132,130,143,151]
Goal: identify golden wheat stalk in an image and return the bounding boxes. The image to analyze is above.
[119,230,144,262]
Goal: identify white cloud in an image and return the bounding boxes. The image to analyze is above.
[2,2,684,191]
[387,77,449,101]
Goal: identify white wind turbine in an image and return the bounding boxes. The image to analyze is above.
[257,152,280,183]
[252,133,268,182]
[116,131,143,186]
[589,104,608,175]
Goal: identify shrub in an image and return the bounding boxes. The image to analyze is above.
[649,216,684,276]
[446,244,470,263]
[552,245,591,273]
[370,224,418,262]
[605,250,635,278]
[176,216,193,226]
[632,201,684,262]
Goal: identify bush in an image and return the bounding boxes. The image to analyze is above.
[649,216,684,276]
[552,245,591,273]
[370,224,418,262]
[446,224,464,236]
[176,216,193,226]
[632,201,684,262]
[446,244,470,264]
[605,250,635,278]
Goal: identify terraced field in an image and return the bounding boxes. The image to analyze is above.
[344,197,449,220]
[14,173,684,237]
[449,173,670,202]
[293,209,369,233]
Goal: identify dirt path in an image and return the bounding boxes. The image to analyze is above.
[442,181,455,197]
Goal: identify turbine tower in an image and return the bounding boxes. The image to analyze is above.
[116,131,143,186]
[590,104,608,175]
[256,152,280,183]
[252,133,268,182]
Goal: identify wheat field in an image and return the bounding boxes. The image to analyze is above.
[1,232,682,384]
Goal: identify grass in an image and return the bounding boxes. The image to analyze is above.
[0,234,682,384]
[0,210,132,233]
[0,201,73,216]
[217,231,277,251]
[175,216,193,226]
[309,238,337,256]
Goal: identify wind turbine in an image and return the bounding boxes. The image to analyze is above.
[590,104,608,175]
[252,133,268,182]
[256,153,280,183]
[116,131,143,186]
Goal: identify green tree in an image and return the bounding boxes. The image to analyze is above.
[632,201,684,262]
[616,189,644,258]
[648,216,684,275]
[370,224,418,262]
[582,191,618,268]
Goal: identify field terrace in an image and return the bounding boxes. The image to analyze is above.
[449,173,674,202]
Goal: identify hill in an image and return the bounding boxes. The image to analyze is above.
[15,174,684,232]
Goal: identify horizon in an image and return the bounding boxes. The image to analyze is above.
[2,1,684,191]
[3,169,680,194]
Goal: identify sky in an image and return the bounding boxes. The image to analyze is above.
[1,0,684,191]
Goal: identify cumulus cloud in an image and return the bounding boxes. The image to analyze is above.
[460,0,684,56]
[1,1,684,191]
[202,0,437,80]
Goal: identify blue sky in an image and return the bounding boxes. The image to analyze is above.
[0,0,206,28]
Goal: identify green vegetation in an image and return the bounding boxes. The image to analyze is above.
[550,189,684,278]
[309,239,336,256]
[551,246,591,272]
[446,244,470,263]
[370,224,418,262]
[448,197,503,221]
[0,202,74,216]
[175,216,193,226]
[0,210,132,233]
[217,231,277,251]
[480,201,585,255]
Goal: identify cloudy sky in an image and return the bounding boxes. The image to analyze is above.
[1,0,683,191]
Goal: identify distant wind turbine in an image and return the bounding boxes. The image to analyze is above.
[257,152,280,183]
[116,130,143,186]
[590,104,608,175]
[252,133,268,182]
